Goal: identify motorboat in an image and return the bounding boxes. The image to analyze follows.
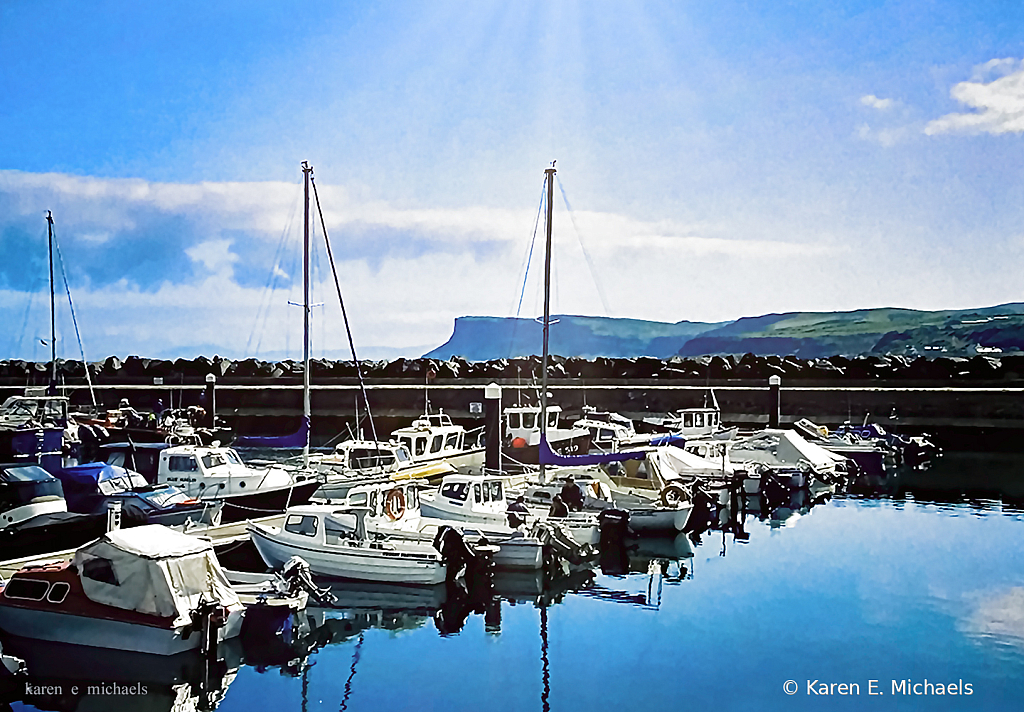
[331,478,547,570]
[247,504,484,585]
[0,462,107,559]
[155,443,322,522]
[419,473,601,546]
[519,467,693,534]
[0,524,244,655]
[54,461,223,527]
[503,403,592,467]
[310,439,456,498]
[390,411,485,473]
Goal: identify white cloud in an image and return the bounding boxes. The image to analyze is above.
[925,58,1024,136]
[860,94,894,110]
[186,239,238,275]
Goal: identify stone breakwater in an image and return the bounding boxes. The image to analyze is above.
[1,352,1021,385]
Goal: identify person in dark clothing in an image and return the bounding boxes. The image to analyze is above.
[560,475,585,512]
[507,495,529,527]
[548,494,569,518]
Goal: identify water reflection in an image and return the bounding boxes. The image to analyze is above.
[0,636,241,712]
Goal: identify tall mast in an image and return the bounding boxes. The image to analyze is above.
[46,211,56,395]
[302,161,312,467]
[540,163,556,484]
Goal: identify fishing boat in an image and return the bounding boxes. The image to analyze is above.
[419,472,601,546]
[154,443,321,522]
[310,438,455,498]
[247,504,482,585]
[391,411,486,473]
[0,524,244,655]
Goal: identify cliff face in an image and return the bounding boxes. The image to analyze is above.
[422,315,724,361]
[423,304,1024,361]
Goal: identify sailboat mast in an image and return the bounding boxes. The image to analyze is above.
[46,211,56,395]
[302,161,313,467]
[540,164,556,483]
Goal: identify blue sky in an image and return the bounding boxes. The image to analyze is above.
[2,0,1023,360]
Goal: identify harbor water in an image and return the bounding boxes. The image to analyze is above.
[5,451,1024,711]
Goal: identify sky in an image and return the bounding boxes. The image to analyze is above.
[2,0,1023,361]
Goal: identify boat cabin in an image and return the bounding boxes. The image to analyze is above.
[156,443,308,499]
[504,405,567,446]
[0,463,68,530]
[101,441,171,483]
[0,395,70,430]
[391,412,469,462]
[314,440,413,477]
[574,407,637,451]
[419,473,507,524]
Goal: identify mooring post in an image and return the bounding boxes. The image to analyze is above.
[768,375,781,428]
[484,382,502,473]
[205,373,216,428]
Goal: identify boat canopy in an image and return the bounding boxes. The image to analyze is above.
[57,462,148,494]
[73,524,239,626]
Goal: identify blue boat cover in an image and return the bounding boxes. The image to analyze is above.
[233,416,310,449]
[56,462,134,486]
[648,433,687,449]
[538,434,651,466]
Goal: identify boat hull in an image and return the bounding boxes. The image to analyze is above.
[625,503,693,533]
[217,480,322,523]
[248,522,447,585]
[0,604,243,656]
[502,432,593,467]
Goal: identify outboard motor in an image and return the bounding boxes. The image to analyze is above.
[282,556,336,605]
[598,508,630,548]
[433,526,487,582]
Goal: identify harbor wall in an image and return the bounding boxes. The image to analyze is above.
[4,353,1024,450]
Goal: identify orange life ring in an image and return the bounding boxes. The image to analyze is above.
[384,488,406,521]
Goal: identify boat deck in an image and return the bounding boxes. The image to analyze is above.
[0,514,283,580]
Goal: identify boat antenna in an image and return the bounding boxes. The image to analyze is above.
[46,211,56,395]
[540,162,555,485]
[301,162,313,468]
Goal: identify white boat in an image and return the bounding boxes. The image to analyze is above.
[420,473,601,546]
[0,525,244,655]
[391,411,485,473]
[156,443,322,522]
[310,439,455,499]
[247,504,479,585]
[503,403,593,467]
[520,467,693,534]
[331,478,546,570]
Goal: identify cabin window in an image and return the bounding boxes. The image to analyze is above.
[201,453,227,468]
[474,484,482,503]
[3,578,50,601]
[507,412,521,429]
[349,492,368,506]
[399,437,412,452]
[82,558,119,586]
[349,449,397,470]
[168,456,198,472]
[683,413,694,428]
[284,514,318,537]
[711,413,718,427]
[415,438,427,456]
[46,581,70,604]
[369,490,380,515]
[547,412,558,428]
[445,433,459,450]
[107,452,126,467]
[695,413,705,428]
[522,412,536,429]
[396,448,410,463]
[406,486,418,509]
[488,481,503,502]
[441,481,469,501]
[599,429,615,442]
[430,435,443,454]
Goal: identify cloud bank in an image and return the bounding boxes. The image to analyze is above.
[925,58,1024,136]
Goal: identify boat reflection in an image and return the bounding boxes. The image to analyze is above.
[0,635,242,711]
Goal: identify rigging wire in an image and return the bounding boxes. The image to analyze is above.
[506,179,548,357]
[246,174,303,357]
[51,225,97,405]
[12,228,43,358]
[556,176,611,315]
[310,171,380,447]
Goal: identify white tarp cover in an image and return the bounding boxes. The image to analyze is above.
[647,446,734,482]
[728,429,843,472]
[73,524,240,626]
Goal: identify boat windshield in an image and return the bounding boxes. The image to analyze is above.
[0,478,64,511]
[349,448,397,470]
[201,452,228,469]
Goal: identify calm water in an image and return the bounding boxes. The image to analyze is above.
[5,452,1024,712]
